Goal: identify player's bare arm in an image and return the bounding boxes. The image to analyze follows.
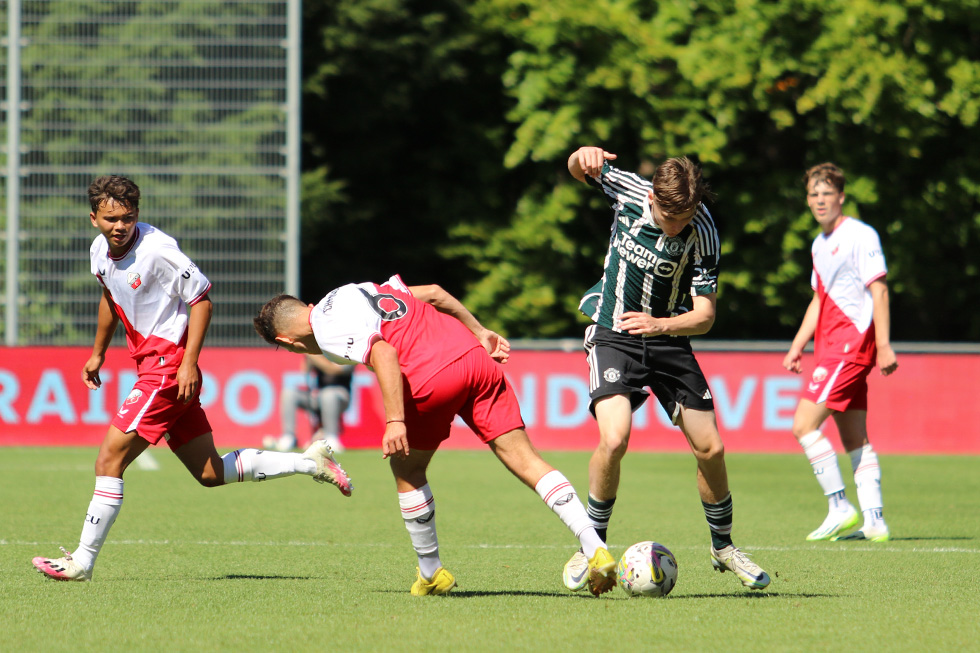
[369,340,410,460]
[783,294,820,374]
[83,288,121,390]
[567,146,617,183]
[870,279,898,376]
[618,294,717,337]
[409,284,510,363]
[176,296,212,403]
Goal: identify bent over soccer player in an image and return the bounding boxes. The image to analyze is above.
[783,162,898,542]
[254,276,617,596]
[563,146,770,591]
[32,175,351,582]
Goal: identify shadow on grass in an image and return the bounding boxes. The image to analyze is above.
[883,536,975,542]
[669,591,831,599]
[219,574,314,580]
[376,589,570,598]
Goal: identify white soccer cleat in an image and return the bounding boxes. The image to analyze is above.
[32,547,91,582]
[303,440,353,496]
[562,549,589,592]
[711,545,770,590]
[320,432,345,455]
[806,505,860,541]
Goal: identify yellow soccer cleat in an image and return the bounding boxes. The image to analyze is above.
[410,567,457,596]
[587,547,617,597]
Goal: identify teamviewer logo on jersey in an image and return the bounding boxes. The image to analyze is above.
[127,272,141,290]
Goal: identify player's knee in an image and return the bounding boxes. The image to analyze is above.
[693,440,724,464]
[194,469,225,488]
[598,432,630,460]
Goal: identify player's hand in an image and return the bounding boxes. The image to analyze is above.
[381,421,410,460]
[82,354,105,389]
[479,329,511,364]
[877,345,898,376]
[617,311,669,336]
[176,363,200,403]
[782,349,803,374]
[575,146,617,178]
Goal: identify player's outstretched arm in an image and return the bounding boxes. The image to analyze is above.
[83,289,121,390]
[783,294,820,374]
[869,280,898,376]
[567,146,617,183]
[369,340,409,459]
[177,296,212,403]
[408,284,510,363]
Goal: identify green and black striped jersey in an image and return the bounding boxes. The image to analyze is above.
[579,162,720,332]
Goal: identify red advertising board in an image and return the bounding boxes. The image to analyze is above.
[1,346,977,453]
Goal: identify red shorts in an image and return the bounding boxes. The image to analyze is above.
[403,348,525,450]
[110,373,213,451]
[801,359,871,412]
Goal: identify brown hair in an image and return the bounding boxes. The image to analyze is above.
[88,175,141,213]
[253,294,306,345]
[804,162,845,193]
[652,157,714,215]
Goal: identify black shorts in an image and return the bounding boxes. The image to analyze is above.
[583,324,715,423]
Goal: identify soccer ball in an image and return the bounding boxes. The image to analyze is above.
[616,541,678,598]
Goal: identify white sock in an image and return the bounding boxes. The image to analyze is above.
[535,470,605,558]
[850,444,885,527]
[799,430,851,509]
[73,476,124,573]
[399,484,441,579]
[221,449,315,483]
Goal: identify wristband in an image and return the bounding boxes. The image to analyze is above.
[386,419,405,424]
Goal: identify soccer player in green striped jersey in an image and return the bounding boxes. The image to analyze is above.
[561,146,771,592]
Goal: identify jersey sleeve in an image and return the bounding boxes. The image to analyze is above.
[856,224,887,286]
[310,284,384,364]
[690,210,720,296]
[591,162,652,209]
[155,240,212,305]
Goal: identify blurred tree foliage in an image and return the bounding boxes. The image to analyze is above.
[301,0,980,341]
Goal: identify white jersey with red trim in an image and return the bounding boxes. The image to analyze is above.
[810,217,887,366]
[90,223,212,375]
[310,274,480,388]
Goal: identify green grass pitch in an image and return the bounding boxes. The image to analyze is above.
[2,447,978,652]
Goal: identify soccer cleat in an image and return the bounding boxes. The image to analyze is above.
[32,547,91,582]
[320,432,345,455]
[562,549,589,592]
[832,525,891,542]
[806,505,860,541]
[410,567,456,596]
[586,547,617,597]
[303,440,353,497]
[711,545,770,590]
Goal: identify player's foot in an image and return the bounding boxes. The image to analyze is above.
[303,440,352,496]
[711,545,770,590]
[32,547,91,581]
[410,567,456,596]
[832,524,891,542]
[806,505,859,541]
[562,549,589,592]
[263,433,298,452]
[586,547,617,597]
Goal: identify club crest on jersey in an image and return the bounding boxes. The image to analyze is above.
[359,288,407,321]
[812,366,828,383]
[603,368,621,383]
[664,236,685,257]
[127,272,141,290]
[125,389,143,405]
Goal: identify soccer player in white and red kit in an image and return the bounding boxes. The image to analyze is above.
[783,163,898,542]
[32,175,351,582]
[254,276,616,596]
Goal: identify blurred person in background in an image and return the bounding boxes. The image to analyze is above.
[266,355,353,453]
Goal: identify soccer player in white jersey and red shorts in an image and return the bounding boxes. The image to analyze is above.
[783,163,899,542]
[32,175,352,582]
[254,275,616,596]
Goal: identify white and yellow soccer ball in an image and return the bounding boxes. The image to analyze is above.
[616,541,678,597]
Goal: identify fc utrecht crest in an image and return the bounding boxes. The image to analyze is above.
[127,272,141,290]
